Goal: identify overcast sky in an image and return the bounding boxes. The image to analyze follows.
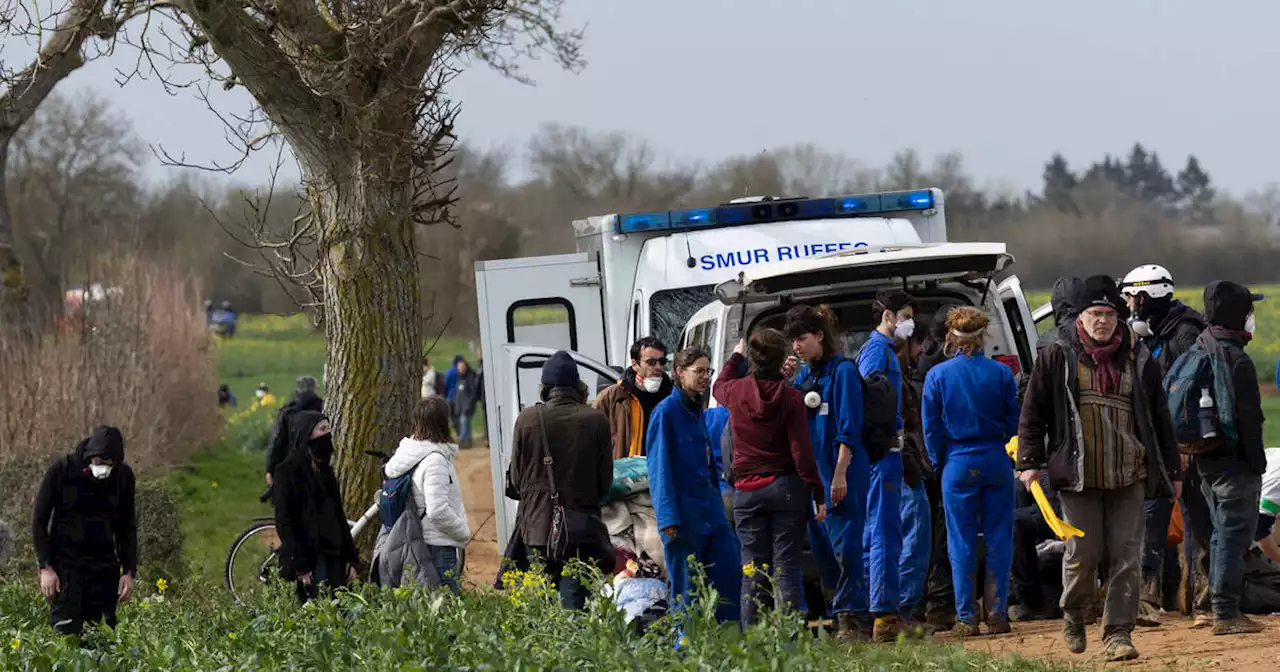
[30,0,1280,195]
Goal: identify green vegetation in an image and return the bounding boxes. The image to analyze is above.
[0,566,1068,671]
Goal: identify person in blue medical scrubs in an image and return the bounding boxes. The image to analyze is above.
[856,290,915,642]
[922,306,1020,636]
[784,304,870,643]
[648,347,741,623]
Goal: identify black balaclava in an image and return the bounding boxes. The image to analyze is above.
[308,433,334,463]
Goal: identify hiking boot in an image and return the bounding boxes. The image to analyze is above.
[899,618,936,640]
[953,620,981,637]
[1062,616,1087,654]
[834,613,868,645]
[1103,633,1140,662]
[926,611,956,631]
[872,615,902,643]
[1191,612,1213,629]
[986,618,1012,635]
[1212,615,1266,636]
[1136,600,1163,627]
[1008,604,1042,622]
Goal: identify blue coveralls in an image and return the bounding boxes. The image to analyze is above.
[797,355,870,617]
[648,389,741,623]
[856,331,905,617]
[921,352,1020,625]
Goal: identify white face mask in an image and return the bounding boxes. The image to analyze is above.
[641,376,664,394]
[256,390,266,399]
[1246,314,1256,335]
[89,463,113,480]
[893,318,916,340]
[1129,318,1152,338]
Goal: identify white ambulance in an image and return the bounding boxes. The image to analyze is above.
[476,188,1040,549]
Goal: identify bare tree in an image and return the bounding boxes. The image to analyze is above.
[145,1,584,516]
[0,0,150,314]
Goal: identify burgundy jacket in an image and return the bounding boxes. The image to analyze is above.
[713,353,824,503]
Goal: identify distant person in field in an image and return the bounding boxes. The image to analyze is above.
[218,384,237,408]
[452,359,481,448]
[1018,275,1181,662]
[595,337,674,460]
[266,376,324,487]
[32,426,137,636]
[273,411,360,604]
[444,355,463,402]
[1120,264,1208,625]
[421,357,442,400]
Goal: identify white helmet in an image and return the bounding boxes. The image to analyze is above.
[1120,264,1175,299]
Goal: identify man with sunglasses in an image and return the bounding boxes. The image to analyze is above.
[594,337,674,460]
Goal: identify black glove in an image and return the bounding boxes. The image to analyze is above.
[1256,513,1276,543]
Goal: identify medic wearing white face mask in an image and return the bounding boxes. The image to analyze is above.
[1120,265,1207,374]
[594,337,675,460]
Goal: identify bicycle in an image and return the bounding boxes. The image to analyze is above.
[224,450,386,604]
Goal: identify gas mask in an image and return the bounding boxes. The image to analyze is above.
[798,376,823,409]
[1128,317,1152,338]
[641,376,664,394]
[893,318,916,341]
[89,463,113,480]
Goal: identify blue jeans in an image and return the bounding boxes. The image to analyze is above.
[456,411,473,446]
[1198,458,1264,620]
[942,449,1015,625]
[864,451,903,616]
[899,481,931,617]
[428,546,464,595]
[733,474,808,624]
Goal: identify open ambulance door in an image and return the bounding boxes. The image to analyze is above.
[996,275,1038,375]
[487,345,620,551]
[475,251,615,550]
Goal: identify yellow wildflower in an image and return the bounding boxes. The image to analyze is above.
[228,633,237,640]
[393,586,410,599]
[156,578,169,593]
[211,481,219,489]
[742,562,757,578]
[9,638,19,651]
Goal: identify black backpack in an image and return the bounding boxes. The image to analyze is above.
[858,348,899,463]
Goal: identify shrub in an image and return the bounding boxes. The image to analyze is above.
[0,258,218,575]
[135,480,184,582]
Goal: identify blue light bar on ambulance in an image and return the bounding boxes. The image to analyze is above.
[615,188,936,235]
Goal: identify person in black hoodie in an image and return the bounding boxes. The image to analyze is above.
[1120,265,1209,624]
[32,426,137,636]
[1037,277,1085,352]
[1194,281,1267,635]
[272,410,360,603]
[265,376,324,486]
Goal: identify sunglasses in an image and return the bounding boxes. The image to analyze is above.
[641,357,669,367]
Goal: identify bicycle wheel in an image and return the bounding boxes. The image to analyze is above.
[225,520,281,603]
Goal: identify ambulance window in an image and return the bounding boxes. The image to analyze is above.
[507,300,576,351]
[513,353,618,412]
[631,300,641,344]
[1002,296,1033,372]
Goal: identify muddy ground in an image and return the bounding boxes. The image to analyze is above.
[455,447,1280,669]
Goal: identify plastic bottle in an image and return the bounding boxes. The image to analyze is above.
[1198,387,1218,439]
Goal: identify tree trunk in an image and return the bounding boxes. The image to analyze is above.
[0,141,27,310]
[308,165,423,541]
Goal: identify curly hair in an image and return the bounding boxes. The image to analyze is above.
[944,306,989,357]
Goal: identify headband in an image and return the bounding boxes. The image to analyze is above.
[950,328,984,338]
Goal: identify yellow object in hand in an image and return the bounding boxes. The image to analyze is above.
[1006,437,1084,541]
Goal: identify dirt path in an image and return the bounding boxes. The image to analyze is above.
[457,445,500,589]
[948,615,1280,670]
[454,446,1280,668]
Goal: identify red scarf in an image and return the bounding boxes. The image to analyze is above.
[1076,321,1122,394]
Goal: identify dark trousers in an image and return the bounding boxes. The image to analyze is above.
[734,474,808,624]
[1198,458,1264,620]
[50,567,118,636]
[1141,496,1174,607]
[1012,505,1053,612]
[296,553,350,604]
[527,546,590,610]
[923,475,955,622]
[1182,461,1215,614]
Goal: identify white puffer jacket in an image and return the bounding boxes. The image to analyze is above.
[384,437,470,548]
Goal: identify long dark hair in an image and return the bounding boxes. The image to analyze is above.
[783,303,840,360]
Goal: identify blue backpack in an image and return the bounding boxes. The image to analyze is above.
[1164,332,1236,455]
[379,456,432,529]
